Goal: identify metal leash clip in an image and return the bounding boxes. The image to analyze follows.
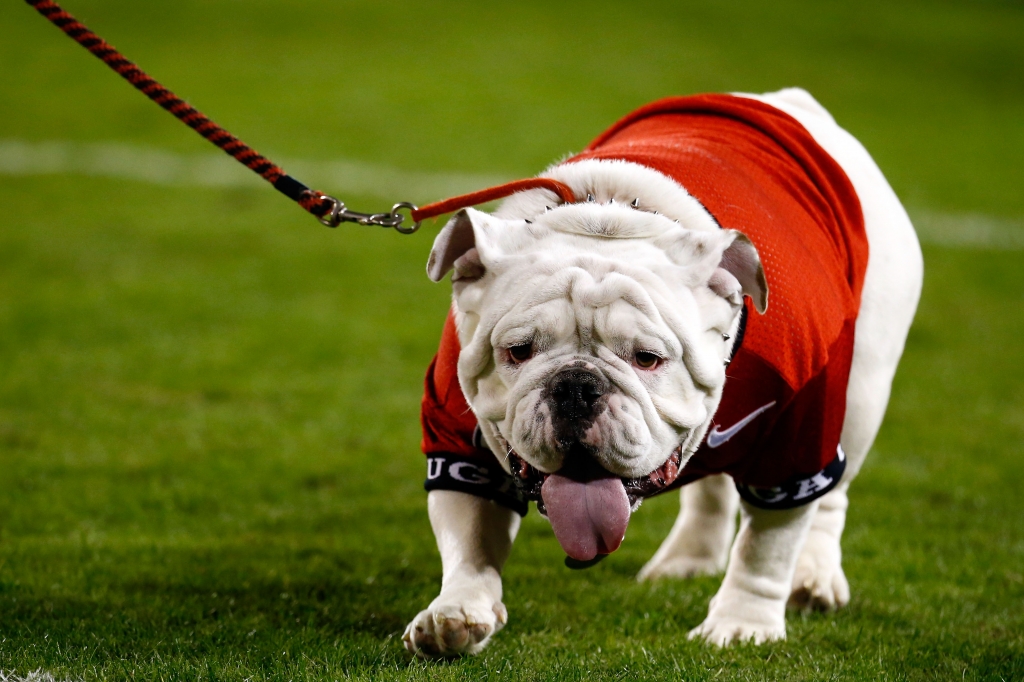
[319,197,421,234]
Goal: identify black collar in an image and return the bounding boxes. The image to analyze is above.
[725,304,749,367]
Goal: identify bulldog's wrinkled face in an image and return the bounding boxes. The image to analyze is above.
[427,202,767,483]
[427,200,766,560]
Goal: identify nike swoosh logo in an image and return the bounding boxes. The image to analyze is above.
[706,401,777,449]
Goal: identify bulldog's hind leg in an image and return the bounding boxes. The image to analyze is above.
[403,490,520,658]
[638,474,739,581]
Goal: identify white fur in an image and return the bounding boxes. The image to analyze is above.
[496,158,721,233]
[405,88,923,655]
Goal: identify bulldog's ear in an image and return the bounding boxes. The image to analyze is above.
[426,208,496,283]
[712,231,768,313]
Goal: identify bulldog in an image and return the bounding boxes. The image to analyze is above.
[402,88,923,656]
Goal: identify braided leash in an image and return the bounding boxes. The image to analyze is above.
[26,0,578,232]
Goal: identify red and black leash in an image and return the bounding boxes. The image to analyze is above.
[26,0,578,233]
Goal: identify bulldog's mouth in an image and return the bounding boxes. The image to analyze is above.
[505,445,683,562]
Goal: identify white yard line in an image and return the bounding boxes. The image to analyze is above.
[906,209,1024,250]
[0,139,507,204]
[2,139,1022,249]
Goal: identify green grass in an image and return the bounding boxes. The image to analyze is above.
[1,0,1023,679]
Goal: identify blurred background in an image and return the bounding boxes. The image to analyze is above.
[1,1,1022,679]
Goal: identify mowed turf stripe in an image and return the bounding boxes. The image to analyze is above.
[2,138,1023,250]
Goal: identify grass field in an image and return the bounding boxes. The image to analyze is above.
[2,0,1023,679]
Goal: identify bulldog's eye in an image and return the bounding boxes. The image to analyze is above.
[508,343,534,364]
[634,351,660,369]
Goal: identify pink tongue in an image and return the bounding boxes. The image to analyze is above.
[541,474,631,561]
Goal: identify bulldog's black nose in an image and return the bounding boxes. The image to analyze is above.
[550,369,605,421]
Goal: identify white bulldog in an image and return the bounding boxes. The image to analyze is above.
[403,88,923,656]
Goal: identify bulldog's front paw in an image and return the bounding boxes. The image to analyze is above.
[688,614,785,646]
[402,589,508,658]
[687,590,786,646]
[788,530,850,611]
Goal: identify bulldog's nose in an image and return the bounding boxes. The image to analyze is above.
[550,369,605,421]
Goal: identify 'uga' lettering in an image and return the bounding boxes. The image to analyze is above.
[427,458,445,480]
[735,444,846,510]
[792,472,834,501]
[449,461,490,485]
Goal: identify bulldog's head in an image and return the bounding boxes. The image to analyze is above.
[426,197,766,562]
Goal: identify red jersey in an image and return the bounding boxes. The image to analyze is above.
[421,94,868,513]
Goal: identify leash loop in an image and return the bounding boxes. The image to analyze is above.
[390,202,421,234]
